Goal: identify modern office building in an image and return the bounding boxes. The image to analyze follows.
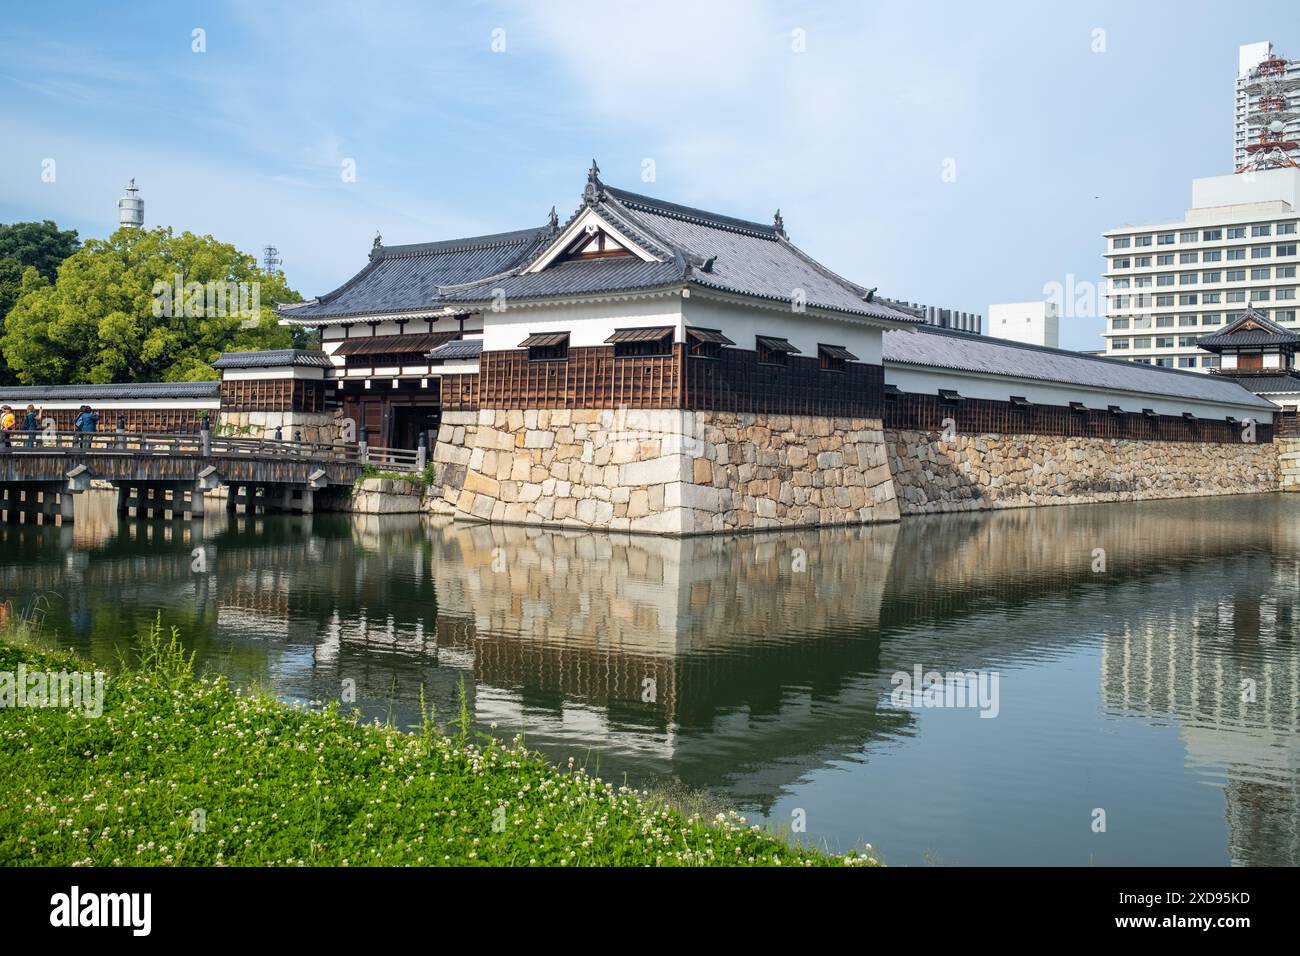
[1235,42,1300,171]
[988,301,1059,348]
[1101,168,1300,371]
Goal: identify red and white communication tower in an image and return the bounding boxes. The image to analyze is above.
[1237,52,1300,173]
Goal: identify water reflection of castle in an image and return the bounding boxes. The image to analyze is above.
[4,491,1300,851]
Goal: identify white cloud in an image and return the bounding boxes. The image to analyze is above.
[0,117,496,296]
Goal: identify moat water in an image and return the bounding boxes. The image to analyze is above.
[4,491,1299,865]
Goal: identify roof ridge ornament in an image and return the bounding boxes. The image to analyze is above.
[584,159,603,203]
[548,206,559,232]
[370,231,383,260]
[773,209,787,238]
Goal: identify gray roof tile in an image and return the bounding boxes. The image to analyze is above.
[1215,372,1300,394]
[281,227,552,321]
[601,186,915,322]
[281,172,921,325]
[883,327,1275,409]
[440,257,685,303]
[427,339,483,360]
[0,381,220,402]
[212,349,332,369]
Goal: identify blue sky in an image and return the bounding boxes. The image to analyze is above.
[2,0,1298,351]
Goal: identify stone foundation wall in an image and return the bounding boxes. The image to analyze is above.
[218,409,344,445]
[1280,438,1300,492]
[351,477,424,514]
[885,429,1282,514]
[432,408,898,535]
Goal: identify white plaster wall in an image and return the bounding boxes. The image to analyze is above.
[221,366,326,381]
[320,315,483,349]
[683,296,884,364]
[479,296,684,351]
[884,363,1274,421]
[1263,391,1300,408]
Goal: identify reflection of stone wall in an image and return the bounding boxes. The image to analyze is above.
[428,517,896,661]
[218,409,343,444]
[431,409,898,535]
[885,429,1281,514]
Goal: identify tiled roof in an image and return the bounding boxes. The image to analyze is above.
[445,179,919,323]
[600,185,916,322]
[882,327,1275,409]
[439,257,684,303]
[282,166,920,326]
[1197,329,1300,348]
[212,349,332,369]
[1215,372,1300,394]
[1197,306,1300,349]
[331,333,458,356]
[426,339,483,360]
[0,381,220,401]
[280,227,552,321]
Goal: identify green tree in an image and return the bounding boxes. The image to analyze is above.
[0,220,81,280]
[1,226,299,385]
[0,220,81,385]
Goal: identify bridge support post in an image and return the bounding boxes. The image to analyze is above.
[188,482,205,518]
[59,489,75,523]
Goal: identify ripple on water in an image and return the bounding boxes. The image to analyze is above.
[5,491,1300,865]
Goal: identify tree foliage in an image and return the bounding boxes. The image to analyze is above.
[0,220,82,385]
[0,219,81,281]
[1,226,299,384]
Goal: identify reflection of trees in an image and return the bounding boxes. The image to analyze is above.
[6,490,1300,847]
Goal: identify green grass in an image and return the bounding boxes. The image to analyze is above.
[0,622,876,867]
[354,462,435,489]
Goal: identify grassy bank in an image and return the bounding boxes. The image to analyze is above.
[0,624,875,867]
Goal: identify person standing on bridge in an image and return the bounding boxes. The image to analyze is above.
[0,405,13,448]
[74,405,99,448]
[22,404,40,447]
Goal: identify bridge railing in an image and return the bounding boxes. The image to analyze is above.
[0,430,428,473]
[362,445,425,472]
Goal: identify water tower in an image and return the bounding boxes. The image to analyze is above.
[118,179,144,229]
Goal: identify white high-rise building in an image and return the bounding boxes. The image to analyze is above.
[988,301,1059,348]
[1101,169,1300,371]
[1235,42,1300,171]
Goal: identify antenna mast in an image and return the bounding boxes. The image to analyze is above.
[1237,52,1300,172]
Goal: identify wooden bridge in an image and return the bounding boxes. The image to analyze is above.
[0,431,424,523]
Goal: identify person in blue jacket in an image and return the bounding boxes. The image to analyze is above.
[22,404,40,447]
[74,405,100,448]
